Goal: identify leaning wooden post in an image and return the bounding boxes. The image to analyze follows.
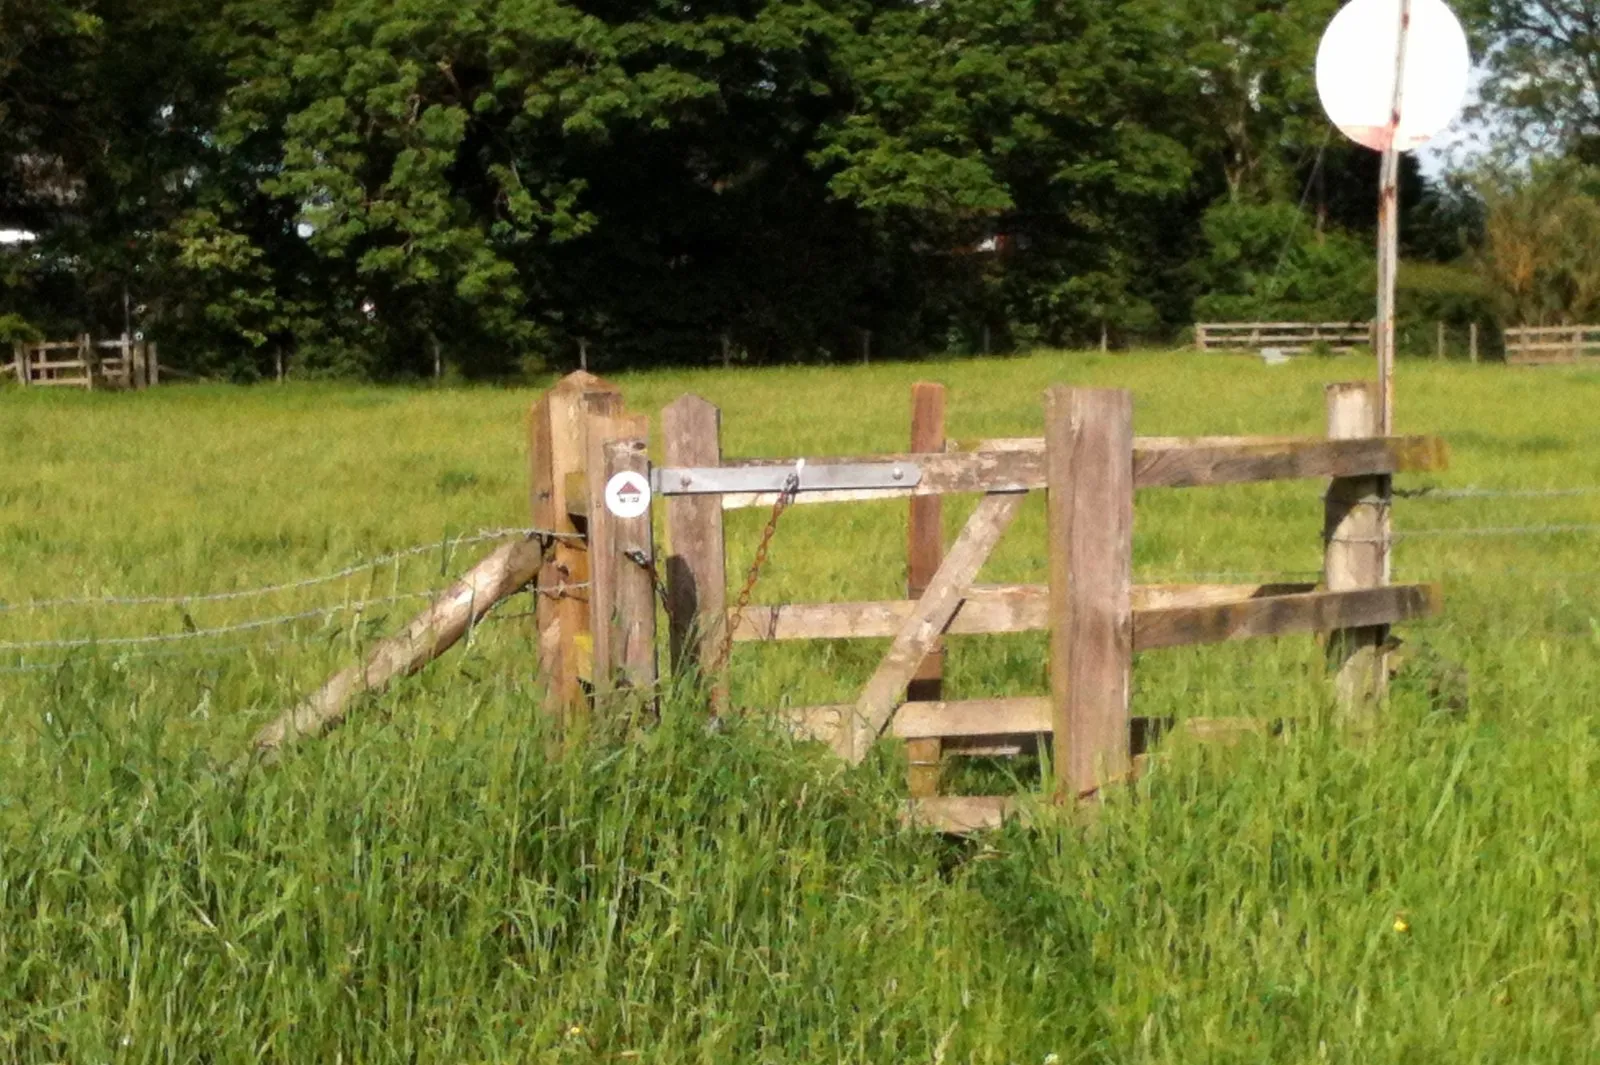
[906,382,946,798]
[1045,386,1133,800]
[529,371,619,724]
[663,395,728,711]
[586,408,654,699]
[1324,381,1389,722]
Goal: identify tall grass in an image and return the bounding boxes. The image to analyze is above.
[2,352,1599,1061]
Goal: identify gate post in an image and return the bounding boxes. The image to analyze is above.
[663,395,729,711]
[592,426,657,698]
[529,371,619,726]
[906,382,946,797]
[1324,381,1388,722]
[1045,387,1133,800]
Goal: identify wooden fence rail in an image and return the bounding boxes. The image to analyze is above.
[1195,321,1373,354]
[526,373,1448,832]
[9,334,160,390]
[1504,325,1600,365]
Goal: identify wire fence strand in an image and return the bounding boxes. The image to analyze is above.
[0,528,563,614]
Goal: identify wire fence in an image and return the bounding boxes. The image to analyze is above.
[0,527,567,614]
[6,484,1600,679]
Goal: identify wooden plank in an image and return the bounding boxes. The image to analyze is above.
[1046,386,1133,800]
[530,372,618,724]
[729,582,1315,641]
[1134,584,1436,651]
[1324,381,1388,724]
[147,342,159,385]
[600,433,658,695]
[894,697,1050,738]
[839,491,1025,763]
[585,404,648,700]
[906,382,946,798]
[716,435,1446,507]
[663,394,728,712]
[903,796,1017,833]
[1132,435,1447,488]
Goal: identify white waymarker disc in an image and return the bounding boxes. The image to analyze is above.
[1316,0,1470,152]
[603,471,652,519]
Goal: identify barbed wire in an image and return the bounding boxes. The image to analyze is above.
[0,591,442,653]
[0,527,564,614]
[1395,485,1600,501]
[1331,522,1600,544]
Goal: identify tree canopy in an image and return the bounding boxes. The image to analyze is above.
[0,0,1497,377]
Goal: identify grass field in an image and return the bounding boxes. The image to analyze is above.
[2,350,1598,1062]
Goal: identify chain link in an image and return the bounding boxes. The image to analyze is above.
[716,470,801,674]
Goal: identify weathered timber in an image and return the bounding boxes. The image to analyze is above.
[1134,584,1436,651]
[714,435,1445,507]
[586,405,650,699]
[251,536,544,756]
[1046,386,1133,800]
[663,395,728,710]
[840,491,1024,762]
[906,382,947,798]
[729,582,1316,641]
[903,796,1018,833]
[1324,382,1389,722]
[530,372,617,721]
[599,435,657,694]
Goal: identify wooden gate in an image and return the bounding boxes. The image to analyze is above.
[529,374,1447,831]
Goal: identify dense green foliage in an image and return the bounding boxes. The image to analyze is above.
[2,0,1483,376]
[4,352,1600,1059]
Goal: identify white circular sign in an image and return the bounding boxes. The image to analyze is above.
[603,471,652,519]
[1316,0,1470,153]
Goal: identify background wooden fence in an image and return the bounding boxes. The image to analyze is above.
[1503,325,1600,365]
[528,372,1447,832]
[9,334,160,390]
[1195,321,1374,354]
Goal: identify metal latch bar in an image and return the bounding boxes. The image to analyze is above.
[651,461,922,497]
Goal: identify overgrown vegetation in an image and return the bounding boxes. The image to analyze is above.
[2,352,1599,1060]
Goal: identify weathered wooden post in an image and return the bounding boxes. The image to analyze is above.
[1324,381,1388,721]
[663,395,728,711]
[1469,322,1479,363]
[1436,321,1445,360]
[1045,386,1133,800]
[12,342,26,387]
[905,382,946,798]
[81,334,96,391]
[529,372,620,724]
[1194,324,1207,351]
[585,404,654,700]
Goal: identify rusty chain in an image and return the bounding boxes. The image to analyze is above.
[715,470,802,675]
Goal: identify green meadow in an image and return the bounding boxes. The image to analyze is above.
[1,351,1598,1062]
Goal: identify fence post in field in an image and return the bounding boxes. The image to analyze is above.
[12,342,25,387]
[129,334,146,389]
[1436,321,1445,360]
[1469,322,1478,363]
[1195,324,1207,351]
[81,334,95,392]
[663,395,728,712]
[587,406,654,700]
[1324,381,1389,722]
[1045,386,1133,800]
[530,372,620,725]
[906,382,947,798]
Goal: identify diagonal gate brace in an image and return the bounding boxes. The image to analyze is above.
[839,490,1026,763]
